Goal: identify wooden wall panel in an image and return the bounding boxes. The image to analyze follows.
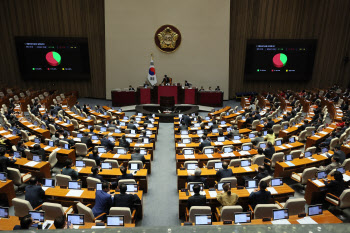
[0,0,105,98]
[229,0,350,98]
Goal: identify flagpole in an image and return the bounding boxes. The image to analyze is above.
[151,53,153,60]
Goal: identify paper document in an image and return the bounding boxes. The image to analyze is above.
[184,155,195,159]
[62,123,68,126]
[239,151,250,156]
[308,157,318,162]
[73,226,80,229]
[113,154,120,158]
[76,167,83,172]
[91,226,106,229]
[44,146,51,150]
[222,153,235,158]
[320,153,329,158]
[319,131,328,135]
[266,187,278,194]
[243,167,253,172]
[297,217,317,224]
[209,191,217,198]
[343,174,350,182]
[279,146,286,149]
[0,130,7,134]
[285,161,295,167]
[66,190,84,197]
[206,154,213,158]
[285,144,293,148]
[42,220,54,230]
[232,140,241,144]
[3,134,12,138]
[134,143,145,146]
[312,180,325,187]
[42,187,50,191]
[214,142,223,145]
[25,161,40,167]
[27,124,35,127]
[180,135,190,138]
[313,135,321,138]
[272,219,291,224]
[187,170,195,175]
[93,140,99,143]
[53,148,61,152]
[177,143,186,147]
[246,188,255,194]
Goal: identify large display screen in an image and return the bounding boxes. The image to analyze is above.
[244,39,317,81]
[15,37,90,80]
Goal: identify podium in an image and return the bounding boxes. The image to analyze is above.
[158,86,179,104]
[160,96,175,108]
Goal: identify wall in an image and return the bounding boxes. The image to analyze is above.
[105,0,231,99]
[229,0,350,98]
[0,0,106,98]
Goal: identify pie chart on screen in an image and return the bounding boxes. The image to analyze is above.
[46,51,61,66]
[273,53,287,68]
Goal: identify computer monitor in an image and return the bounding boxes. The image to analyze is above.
[106,215,124,226]
[67,214,85,225]
[126,184,138,192]
[233,135,241,140]
[100,127,107,132]
[130,129,136,134]
[0,172,7,182]
[259,143,266,149]
[242,116,246,120]
[217,182,230,191]
[289,137,295,143]
[96,183,103,191]
[115,128,121,133]
[64,144,69,150]
[260,120,264,124]
[146,130,152,135]
[194,123,200,127]
[34,138,40,144]
[68,181,81,190]
[304,151,312,158]
[220,121,225,125]
[101,162,112,169]
[191,113,196,117]
[275,140,282,146]
[126,138,132,143]
[13,151,21,158]
[242,145,251,151]
[245,180,258,189]
[273,209,289,220]
[34,121,38,126]
[217,136,225,142]
[234,212,251,224]
[137,113,143,117]
[263,130,268,136]
[92,135,99,140]
[0,207,9,218]
[178,114,183,118]
[29,211,45,223]
[58,117,63,121]
[227,127,232,132]
[204,148,214,154]
[271,178,283,187]
[183,149,194,155]
[180,130,189,135]
[197,130,204,135]
[43,178,55,187]
[337,167,345,174]
[241,160,251,167]
[108,137,115,143]
[147,124,154,128]
[189,183,204,192]
[317,171,327,179]
[117,148,126,154]
[223,147,233,153]
[226,112,230,116]
[33,155,42,162]
[48,140,54,147]
[134,123,139,128]
[283,125,288,130]
[195,215,212,225]
[123,116,129,120]
[87,116,91,120]
[120,122,126,126]
[249,133,255,138]
[205,116,210,120]
[12,129,18,135]
[321,147,328,153]
[140,149,147,155]
[129,163,139,170]
[75,161,85,167]
[98,147,106,153]
[285,154,293,161]
[308,205,323,216]
[182,138,191,144]
[186,163,198,170]
[214,162,223,169]
[143,138,150,144]
[77,133,83,138]
[212,129,219,134]
[66,119,71,124]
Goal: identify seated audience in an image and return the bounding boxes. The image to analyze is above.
[217,183,239,211]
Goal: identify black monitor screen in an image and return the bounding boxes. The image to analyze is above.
[15,37,90,80]
[244,39,317,81]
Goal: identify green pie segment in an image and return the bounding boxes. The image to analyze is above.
[273,53,287,68]
[46,51,61,66]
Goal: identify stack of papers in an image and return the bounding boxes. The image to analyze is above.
[272,219,291,224]
[184,155,195,159]
[3,134,12,138]
[297,217,317,224]
[177,143,186,147]
[243,167,253,172]
[53,148,61,152]
[214,142,223,145]
[285,161,295,167]
[206,154,213,158]
[113,154,120,158]
[312,180,325,187]
[222,153,235,157]
[343,174,350,182]
[239,151,250,156]
[266,187,278,194]
[66,190,84,197]
[308,157,318,162]
[232,140,241,144]
[319,131,328,135]
[313,135,321,138]
[279,146,287,149]
[285,144,293,148]
[209,191,217,198]
[25,161,40,167]
[0,130,7,134]
[246,188,255,194]
[76,167,83,172]
[134,143,145,146]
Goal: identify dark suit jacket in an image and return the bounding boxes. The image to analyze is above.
[88,154,101,166]
[81,136,92,148]
[334,150,346,164]
[253,170,269,182]
[25,185,45,208]
[127,124,137,130]
[216,168,233,180]
[112,173,134,188]
[266,120,275,129]
[182,115,191,127]
[188,194,206,209]
[0,156,15,173]
[249,190,271,209]
[179,125,188,131]
[92,190,112,217]
[187,176,208,189]
[199,140,212,151]
[101,138,115,151]
[263,147,276,159]
[88,173,104,182]
[112,193,141,210]
[131,153,145,164]
[119,139,130,150]
[62,167,79,180]
[325,180,347,197]
[30,148,46,160]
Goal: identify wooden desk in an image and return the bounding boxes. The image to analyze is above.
[274,142,305,153]
[305,124,337,149]
[25,141,76,163]
[175,139,254,151]
[0,180,16,206]
[208,106,231,118]
[177,165,259,190]
[0,128,21,145]
[222,110,245,123]
[274,154,329,177]
[341,143,350,156]
[102,106,125,118]
[88,109,111,121]
[17,118,50,139]
[76,166,148,193]
[178,184,294,219]
[63,108,94,126]
[6,154,51,178]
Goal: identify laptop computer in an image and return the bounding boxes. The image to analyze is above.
[48,140,54,147]
[92,135,99,140]
[271,178,283,187]
[233,135,241,140]
[317,171,327,179]
[68,181,82,190]
[259,143,266,149]
[33,155,42,162]
[115,128,121,133]
[129,163,140,171]
[304,151,312,158]
[117,148,126,154]
[100,127,107,132]
[96,183,102,191]
[241,160,251,167]
[337,166,345,174]
[101,162,112,169]
[67,214,85,226]
[249,133,255,139]
[242,145,251,151]
[0,207,9,218]
[275,139,282,146]
[189,183,204,192]
[308,204,323,216]
[186,163,198,170]
[273,209,289,220]
[75,161,85,167]
[217,182,230,191]
[143,138,150,144]
[77,133,83,138]
[13,151,21,158]
[140,148,147,155]
[214,162,223,169]
[29,211,45,222]
[98,147,106,153]
[285,154,293,161]
[43,178,55,188]
[212,129,219,134]
[263,130,268,136]
[183,149,194,155]
[194,215,212,225]
[126,184,138,193]
[34,138,40,144]
[234,212,251,224]
[217,136,225,142]
[0,172,7,182]
[223,147,233,153]
[204,148,214,154]
[106,215,124,226]
[245,180,258,189]
[182,138,191,144]
[64,144,70,150]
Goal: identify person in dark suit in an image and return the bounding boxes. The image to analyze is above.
[184,80,190,87]
[16,140,28,156]
[118,135,130,151]
[245,113,254,126]
[263,142,275,159]
[25,177,45,208]
[30,143,46,160]
[179,123,188,131]
[199,135,211,151]
[100,135,115,152]
[62,158,79,180]
[161,75,171,85]
[188,184,207,209]
[92,182,113,219]
[127,120,137,130]
[298,120,310,131]
[88,150,101,166]
[249,181,271,209]
[216,162,233,180]
[111,166,134,189]
[13,215,36,230]
[319,132,336,148]
[80,132,92,148]
[131,147,145,164]
[265,117,275,129]
[252,166,269,182]
[54,215,68,229]
[210,120,219,131]
[187,168,208,188]
[324,171,347,197]
[333,146,346,164]
[88,166,104,182]
[182,114,192,127]
[61,132,75,147]
[0,147,15,173]
[112,184,141,210]
[83,104,90,114]
[75,101,81,110]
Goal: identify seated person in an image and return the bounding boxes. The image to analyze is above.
[25,177,45,209]
[88,149,101,166]
[249,181,271,209]
[184,80,190,87]
[187,184,207,210]
[62,158,79,180]
[199,86,205,91]
[324,171,348,197]
[127,120,137,130]
[88,166,105,182]
[61,132,75,147]
[215,86,221,91]
[265,117,275,129]
[216,162,233,180]
[16,140,28,155]
[217,183,239,211]
[80,132,93,148]
[13,214,36,230]
[30,144,46,161]
[263,141,275,159]
[112,184,141,211]
[251,131,264,147]
[54,215,71,229]
[131,147,145,164]
[333,146,346,164]
[128,85,135,91]
[187,168,208,189]
[111,166,134,189]
[118,135,130,151]
[92,182,113,219]
[319,156,341,174]
[199,135,211,151]
[100,134,115,152]
[264,129,275,144]
[51,132,60,146]
[252,166,269,182]
[161,75,171,85]
[0,147,16,173]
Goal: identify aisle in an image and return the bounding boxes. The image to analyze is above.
[139,123,181,226]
